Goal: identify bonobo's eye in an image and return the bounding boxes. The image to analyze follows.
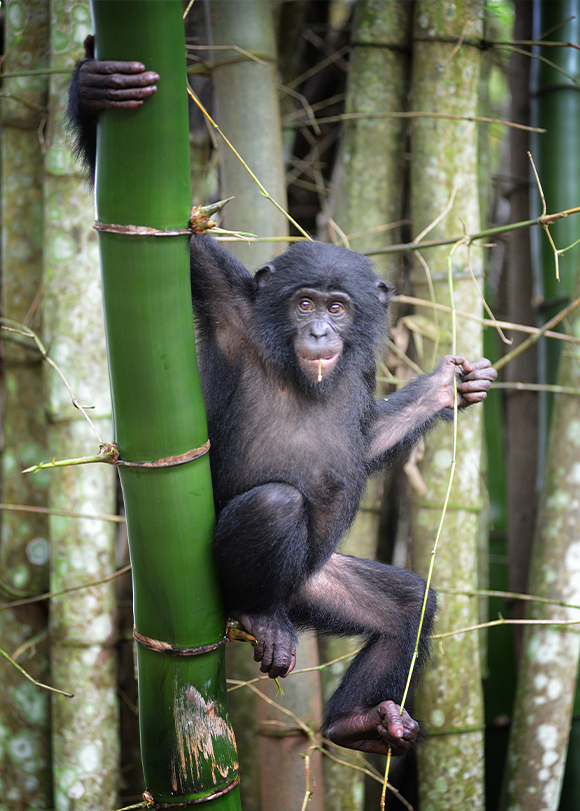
[328,301,345,315]
[298,298,314,312]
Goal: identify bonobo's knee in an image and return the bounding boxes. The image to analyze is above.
[214,482,305,550]
[251,483,305,527]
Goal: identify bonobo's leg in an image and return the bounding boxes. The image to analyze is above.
[214,483,308,678]
[289,554,436,755]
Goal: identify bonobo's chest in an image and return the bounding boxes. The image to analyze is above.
[206,363,367,501]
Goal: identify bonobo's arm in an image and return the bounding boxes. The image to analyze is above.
[366,356,496,470]
[68,35,159,181]
[189,235,256,343]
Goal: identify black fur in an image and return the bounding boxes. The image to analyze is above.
[67,61,496,750]
[189,234,439,731]
[67,59,98,184]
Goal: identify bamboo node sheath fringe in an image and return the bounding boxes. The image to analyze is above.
[133,628,227,656]
[105,440,210,468]
[94,221,193,237]
[143,776,241,808]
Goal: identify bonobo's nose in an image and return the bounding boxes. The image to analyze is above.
[309,320,333,341]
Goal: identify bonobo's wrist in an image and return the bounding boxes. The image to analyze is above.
[76,60,100,120]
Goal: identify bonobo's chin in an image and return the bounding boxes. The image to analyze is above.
[298,354,339,385]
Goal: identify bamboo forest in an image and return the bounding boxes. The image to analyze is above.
[2,1,580,810]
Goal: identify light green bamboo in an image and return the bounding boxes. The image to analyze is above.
[408,2,486,809]
[0,2,52,807]
[43,2,119,808]
[91,2,240,806]
[499,294,580,808]
[209,5,323,810]
[209,0,288,268]
[321,4,412,809]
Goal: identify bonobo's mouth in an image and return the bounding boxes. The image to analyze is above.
[299,353,340,383]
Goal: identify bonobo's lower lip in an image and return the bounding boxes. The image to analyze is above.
[303,354,339,368]
[299,353,340,382]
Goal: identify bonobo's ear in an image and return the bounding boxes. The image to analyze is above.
[376,279,393,306]
[254,263,275,288]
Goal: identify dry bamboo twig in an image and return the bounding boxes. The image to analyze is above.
[0,564,131,611]
[0,645,74,698]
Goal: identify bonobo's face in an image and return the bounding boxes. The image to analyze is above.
[289,287,353,383]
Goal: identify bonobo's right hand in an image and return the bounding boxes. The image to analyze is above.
[78,35,159,113]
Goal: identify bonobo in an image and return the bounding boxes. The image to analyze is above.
[69,43,497,756]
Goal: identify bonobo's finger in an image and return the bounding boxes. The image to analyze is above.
[286,647,297,676]
[80,63,159,89]
[444,354,467,368]
[457,377,494,395]
[81,85,158,111]
[376,702,419,755]
[252,636,266,664]
[258,644,274,673]
[378,701,419,741]
[457,379,493,406]
[83,34,95,59]
[260,640,296,679]
[271,644,296,678]
[86,59,151,76]
[460,357,498,380]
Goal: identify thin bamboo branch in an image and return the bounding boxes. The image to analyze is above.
[288,109,546,133]
[187,84,312,240]
[393,294,580,344]
[433,615,580,641]
[0,502,124,523]
[494,294,580,371]
[441,586,580,611]
[365,205,580,256]
[0,646,74,698]
[1,318,103,441]
[0,565,131,611]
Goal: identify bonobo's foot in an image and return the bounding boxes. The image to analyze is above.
[234,612,297,679]
[325,700,419,756]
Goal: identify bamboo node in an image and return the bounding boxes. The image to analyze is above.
[94,221,192,236]
[143,776,241,807]
[133,627,227,656]
[111,440,210,469]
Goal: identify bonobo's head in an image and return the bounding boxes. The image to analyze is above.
[253,241,392,388]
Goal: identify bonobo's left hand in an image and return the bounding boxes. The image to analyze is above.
[434,355,497,410]
[326,700,419,756]
[78,35,158,113]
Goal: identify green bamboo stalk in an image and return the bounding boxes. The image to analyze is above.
[500,4,580,808]
[91,2,240,806]
[0,2,52,807]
